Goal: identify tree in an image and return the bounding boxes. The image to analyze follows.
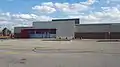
[2,28,11,36]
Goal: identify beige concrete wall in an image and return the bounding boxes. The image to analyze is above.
[53,21,75,39]
[33,21,75,39]
[33,21,56,29]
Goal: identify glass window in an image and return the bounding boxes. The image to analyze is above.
[28,31,34,34]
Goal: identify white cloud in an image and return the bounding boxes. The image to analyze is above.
[54,3,68,10]
[35,15,52,21]
[41,2,54,7]
[81,0,96,5]
[5,12,52,21]
[0,16,9,21]
[3,0,120,30]
[1,12,52,21]
[54,1,95,13]
[101,7,120,18]
[0,21,12,24]
[32,5,56,14]
[0,12,52,31]
[69,15,100,22]
[12,13,38,19]
[68,6,120,24]
[32,1,96,14]
[55,3,88,14]
[1,12,11,17]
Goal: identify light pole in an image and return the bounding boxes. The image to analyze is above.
[108,24,111,40]
[108,32,111,40]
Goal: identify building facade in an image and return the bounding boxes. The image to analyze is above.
[14,20,75,39]
[75,23,120,39]
[14,18,120,39]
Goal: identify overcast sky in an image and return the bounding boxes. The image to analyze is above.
[0,0,120,30]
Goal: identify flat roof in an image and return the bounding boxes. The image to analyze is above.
[75,23,120,26]
[14,27,33,28]
[52,18,79,21]
[33,21,52,23]
[76,23,120,26]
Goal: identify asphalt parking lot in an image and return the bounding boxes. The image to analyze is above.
[0,39,120,67]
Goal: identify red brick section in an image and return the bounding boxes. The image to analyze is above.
[20,29,29,38]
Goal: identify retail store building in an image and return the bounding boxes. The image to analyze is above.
[14,18,120,39]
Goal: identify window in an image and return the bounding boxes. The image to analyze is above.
[28,31,34,34]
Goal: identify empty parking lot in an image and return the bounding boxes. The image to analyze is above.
[0,39,120,67]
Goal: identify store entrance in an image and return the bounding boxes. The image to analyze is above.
[28,29,56,38]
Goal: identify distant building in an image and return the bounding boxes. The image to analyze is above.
[14,18,120,39]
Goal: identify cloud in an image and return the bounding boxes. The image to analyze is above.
[68,6,120,24]
[2,0,120,31]
[35,15,52,21]
[32,1,96,14]
[41,2,54,7]
[54,3,89,14]
[1,12,52,21]
[101,7,120,18]
[81,0,96,5]
[1,12,11,17]
[11,13,52,21]
[11,13,38,19]
[0,12,52,32]
[32,5,56,14]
